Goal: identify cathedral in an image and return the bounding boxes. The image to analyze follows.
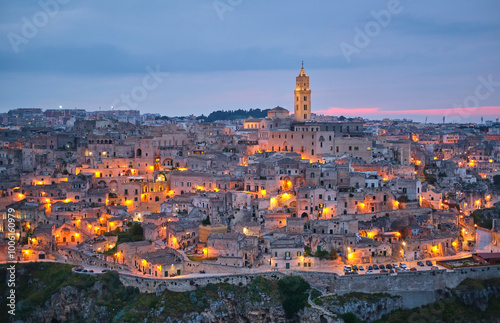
[243,63,375,163]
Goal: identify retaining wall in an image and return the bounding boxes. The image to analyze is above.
[119,271,285,293]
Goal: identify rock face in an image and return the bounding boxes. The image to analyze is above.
[177,295,287,323]
[455,285,500,312]
[28,286,110,323]
[318,293,403,322]
[21,286,335,323]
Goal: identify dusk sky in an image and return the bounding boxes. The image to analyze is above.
[1,0,499,123]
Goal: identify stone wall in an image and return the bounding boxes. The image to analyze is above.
[117,263,500,307]
[119,271,286,293]
[184,261,251,274]
[292,265,500,304]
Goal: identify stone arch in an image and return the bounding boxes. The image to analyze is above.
[109,180,118,192]
[282,177,292,191]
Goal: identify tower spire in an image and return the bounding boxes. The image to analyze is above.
[299,61,307,77]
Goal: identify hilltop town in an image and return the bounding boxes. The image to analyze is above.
[1,65,500,281]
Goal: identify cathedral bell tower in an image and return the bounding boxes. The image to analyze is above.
[294,61,311,122]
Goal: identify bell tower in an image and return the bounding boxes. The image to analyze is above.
[294,61,311,122]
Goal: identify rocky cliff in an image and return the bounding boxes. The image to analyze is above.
[314,292,402,322]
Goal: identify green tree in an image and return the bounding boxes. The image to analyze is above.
[493,175,500,188]
[342,312,359,323]
[130,223,144,239]
[201,216,211,226]
[278,276,310,319]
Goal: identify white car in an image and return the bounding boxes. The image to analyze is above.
[366,270,373,274]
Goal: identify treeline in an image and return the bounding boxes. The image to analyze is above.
[198,108,269,122]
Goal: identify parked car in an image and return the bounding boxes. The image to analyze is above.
[389,269,395,274]
[426,260,433,266]
[417,261,425,267]
[344,266,352,272]
[431,266,439,270]
[89,270,94,273]
[393,264,399,269]
[199,270,206,274]
[366,270,373,274]
[352,270,359,275]
[377,264,383,270]
[368,266,374,271]
[352,265,358,271]
[101,269,110,273]
[74,268,83,272]
[410,267,417,272]
[359,266,364,271]
[373,264,379,270]
[400,263,407,269]
[386,264,392,269]
[82,270,88,273]
[380,269,388,273]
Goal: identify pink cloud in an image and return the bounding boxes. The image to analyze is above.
[314,106,500,117]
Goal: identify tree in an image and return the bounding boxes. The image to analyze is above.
[278,276,310,318]
[342,312,359,323]
[494,175,500,188]
[201,216,211,226]
[130,223,143,239]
